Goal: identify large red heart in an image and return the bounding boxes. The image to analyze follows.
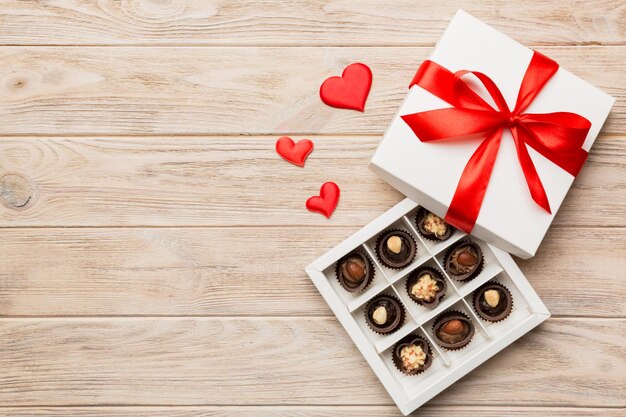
[275,136,314,167]
[306,182,340,218]
[319,62,372,112]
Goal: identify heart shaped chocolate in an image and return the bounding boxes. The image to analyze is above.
[392,335,433,375]
[406,267,447,309]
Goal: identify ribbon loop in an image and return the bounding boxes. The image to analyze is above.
[403,51,591,233]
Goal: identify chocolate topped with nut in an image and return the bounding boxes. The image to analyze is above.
[473,282,513,322]
[365,294,405,335]
[416,207,452,241]
[433,312,475,350]
[406,267,447,309]
[336,251,374,293]
[375,229,416,269]
[444,241,483,281]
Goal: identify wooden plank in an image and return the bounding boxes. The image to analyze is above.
[0,227,624,317]
[0,136,623,227]
[0,47,622,135]
[0,1,624,46]
[0,406,621,417]
[0,318,622,406]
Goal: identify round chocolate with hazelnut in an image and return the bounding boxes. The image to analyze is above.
[406,267,447,309]
[444,241,483,281]
[365,294,405,335]
[392,334,433,375]
[473,282,513,322]
[416,207,452,241]
[335,251,374,293]
[432,312,475,350]
[375,229,417,269]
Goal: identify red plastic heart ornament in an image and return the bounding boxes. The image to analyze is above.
[275,136,314,167]
[319,62,372,112]
[306,182,340,218]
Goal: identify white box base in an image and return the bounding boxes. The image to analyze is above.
[306,198,550,415]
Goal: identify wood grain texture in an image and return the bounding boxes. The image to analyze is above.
[1,226,624,317]
[0,47,623,135]
[0,135,623,227]
[0,406,622,417]
[0,1,624,414]
[0,318,623,406]
[0,1,624,46]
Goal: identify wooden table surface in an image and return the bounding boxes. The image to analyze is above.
[0,2,624,416]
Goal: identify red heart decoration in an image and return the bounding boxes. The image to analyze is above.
[306,182,340,219]
[275,136,314,167]
[320,62,372,112]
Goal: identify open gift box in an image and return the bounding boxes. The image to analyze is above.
[306,9,614,416]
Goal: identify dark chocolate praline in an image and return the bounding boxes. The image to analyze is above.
[432,312,475,350]
[415,207,453,241]
[473,282,513,322]
[375,229,416,269]
[365,294,405,335]
[335,250,374,293]
[406,267,447,309]
[444,241,483,281]
[392,334,433,375]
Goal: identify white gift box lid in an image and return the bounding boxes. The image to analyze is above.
[370,10,615,259]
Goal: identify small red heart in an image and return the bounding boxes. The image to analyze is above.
[275,136,314,167]
[320,62,372,112]
[306,182,340,219]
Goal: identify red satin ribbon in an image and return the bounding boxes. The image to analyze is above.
[401,51,591,233]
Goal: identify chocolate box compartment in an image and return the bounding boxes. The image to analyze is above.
[305,198,550,415]
[424,299,490,358]
[322,247,391,313]
[380,327,450,388]
[392,259,460,328]
[467,271,532,337]
[363,219,430,283]
[435,237,503,294]
[351,286,417,351]
[409,206,466,255]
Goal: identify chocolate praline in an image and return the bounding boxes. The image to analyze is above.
[375,229,416,269]
[406,267,447,309]
[415,207,453,241]
[444,241,483,281]
[335,251,374,293]
[365,294,405,335]
[392,334,433,375]
[473,282,513,322]
[432,312,475,350]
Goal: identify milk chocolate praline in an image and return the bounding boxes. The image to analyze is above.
[375,229,417,269]
[415,207,453,241]
[406,267,447,309]
[365,294,405,335]
[432,311,475,350]
[392,334,433,375]
[444,241,483,281]
[335,250,374,293]
[473,282,513,322]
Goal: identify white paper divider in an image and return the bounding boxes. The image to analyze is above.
[347,280,390,313]
[385,252,432,284]
[417,325,451,367]
[455,263,503,297]
[460,297,492,339]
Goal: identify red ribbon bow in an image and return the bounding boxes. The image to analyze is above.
[401,51,591,233]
